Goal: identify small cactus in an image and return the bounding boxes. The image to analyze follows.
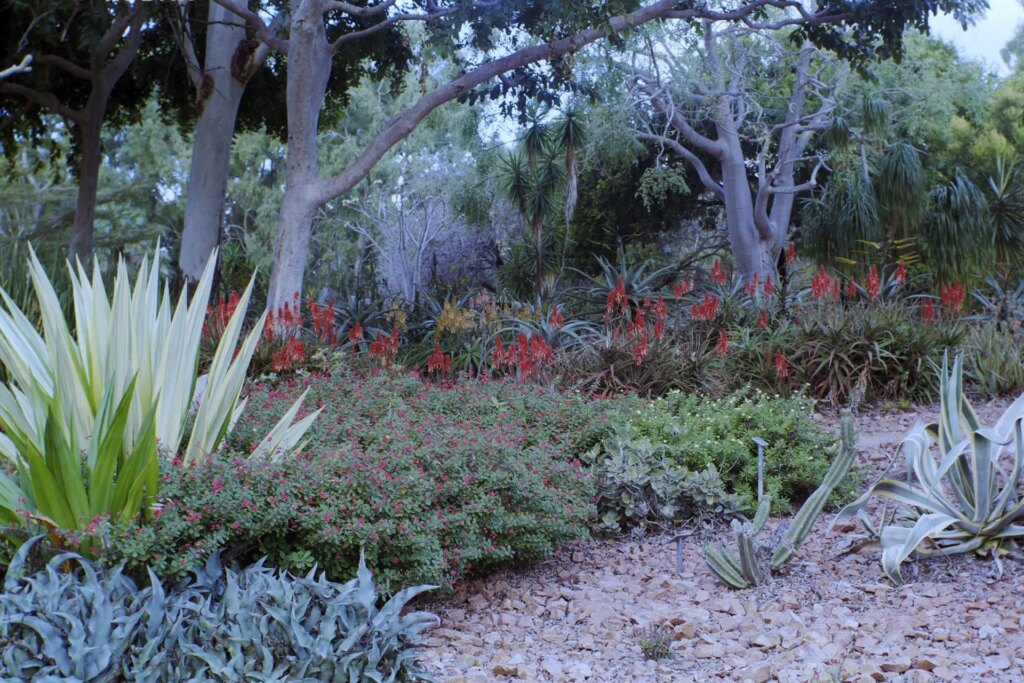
[703,410,857,589]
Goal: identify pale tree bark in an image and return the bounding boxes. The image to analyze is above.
[176,3,278,281]
[0,3,148,265]
[630,23,836,283]
[211,0,855,313]
[347,183,452,303]
[0,55,32,80]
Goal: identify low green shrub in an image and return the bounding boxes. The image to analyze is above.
[105,366,607,591]
[587,389,856,530]
[0,537,436,681]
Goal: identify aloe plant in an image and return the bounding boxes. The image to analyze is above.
[835,353,1024,584]
[0,248,317,530]
[704,411,858,589]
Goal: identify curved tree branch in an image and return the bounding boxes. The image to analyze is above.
[637,132,725,200]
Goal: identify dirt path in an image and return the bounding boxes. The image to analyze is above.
[420,400,1024,683]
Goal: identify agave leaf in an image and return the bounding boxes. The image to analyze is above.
[880,513,959,584]
[250,389,322,462]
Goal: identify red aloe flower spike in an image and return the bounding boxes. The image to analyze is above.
[711,259,727,287]
[631,326,648,364]
[864,265,881,301]
[744,273,759,296]
[845,277,857,300]
[763,275,775,298]
[348,321,364,345]
[774,350,789,379]
[427,342,451,376]
[715,329,728,357]
[756,308,769,331]
[920,298,936,323]
[492,336,504,368]
[785,243,796,266]
[939,281,965,314]
[893,261,907,286]
[811,266,831,300]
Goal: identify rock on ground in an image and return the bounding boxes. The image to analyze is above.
[419,400,1024,682]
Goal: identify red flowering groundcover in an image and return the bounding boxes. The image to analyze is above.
[106,366,615,592]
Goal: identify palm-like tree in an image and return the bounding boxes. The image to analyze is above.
[497,105,586,297]
[987,155,1024,275]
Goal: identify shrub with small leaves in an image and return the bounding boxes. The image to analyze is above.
[0,537,437,681]
[586,389,855,531]
[106,365,606,591]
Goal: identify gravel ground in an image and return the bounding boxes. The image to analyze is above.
[418,399,1024,683]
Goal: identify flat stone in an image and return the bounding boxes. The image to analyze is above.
[492,664,519,677]
[749,632,782,649]
[881,657,912,673]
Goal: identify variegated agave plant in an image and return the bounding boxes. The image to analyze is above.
[0,248,318,531]
[835,353,1024,584]
[0,537,438,681]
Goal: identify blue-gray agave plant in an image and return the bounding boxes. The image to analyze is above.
[0,538,438,681]
[835,353,1024,584]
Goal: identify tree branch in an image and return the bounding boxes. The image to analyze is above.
[314,0,683,206]
[325,0,398,17]
[0,55,32,80]
[212,0,290,53]
[637,132,725,200]
[170,3,204,92]
[32,54,90,81]
[0,81,83,123]
[99,5,147,94]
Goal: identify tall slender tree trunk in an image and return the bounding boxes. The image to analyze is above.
[178,4,249,281]
[266,0,331,313]
[69,106,104,265]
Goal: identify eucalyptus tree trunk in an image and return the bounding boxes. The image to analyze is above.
[178,4,250,281]
[265,0,331,312]
[227,0,684,314]
[630,28,832,283]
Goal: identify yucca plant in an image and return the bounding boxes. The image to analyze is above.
[704,411,857,589]
[0,248,317,531]
[834,353,1024,584]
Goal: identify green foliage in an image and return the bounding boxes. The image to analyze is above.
[566,329,720,398]
[804,170,884,267]
[704,411,858,589]
[793,300,963,405]
[970,276,1024,327]
[924,169,993,284]
[876,142,926,241]
[106,366,605,590]
[836,354,1024,584]
[585,390,852,532]
[963,323,1024,397]
[987,157,1024,267]
[0,537,436,681]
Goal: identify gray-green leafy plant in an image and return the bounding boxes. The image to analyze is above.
[834,353,1024,584]
[703,411,858,589]
[0,537,438,681]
